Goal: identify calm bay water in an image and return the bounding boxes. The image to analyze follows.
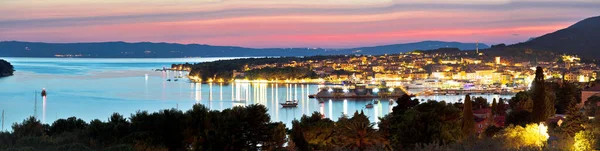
[0,57,511,130]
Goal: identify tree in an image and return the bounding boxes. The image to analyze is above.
[491,98,498,116]
[495,123,549,149]
[335,111,388,151]
[290,112,335,150]
[497,98,506,116]
[381,101,461,149]
[560,98,586,137]
[393,94,419,114]
[509,91,533,112]
[49,117,88,136]
[532,66,548,122]
[11,117,45,138]
[462,94,476,139]
[262,122,287,150]
[506,110,533,127]
[472,97,489,109]
[572,130,595,151]
[556,83,581,114]
[584,96,600,116]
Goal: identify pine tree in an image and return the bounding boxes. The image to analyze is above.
[497,98,506,116]
[491,98,498,116]
[562,97,586,137]
[532,66,548,123]
[462,94,476,139]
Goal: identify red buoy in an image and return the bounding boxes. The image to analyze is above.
[41,88,47,97]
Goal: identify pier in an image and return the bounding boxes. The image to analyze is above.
[417,89,516,96]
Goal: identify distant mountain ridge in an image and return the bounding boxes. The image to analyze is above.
[0,41,488,58]
[509,15,600,58]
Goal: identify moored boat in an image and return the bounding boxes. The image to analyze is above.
[280,100,298,107]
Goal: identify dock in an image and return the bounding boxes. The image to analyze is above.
[417,89,516,96]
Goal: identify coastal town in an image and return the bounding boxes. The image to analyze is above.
[174,48,598,96]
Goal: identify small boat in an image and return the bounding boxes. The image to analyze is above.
[365,103,373,108]
[373,100,379,104]
[174,79,179,81]
[167,79,172,81]
[232,100,246,103]
[281,100,298,107]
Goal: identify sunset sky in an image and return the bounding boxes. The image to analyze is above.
[1,0,599,48]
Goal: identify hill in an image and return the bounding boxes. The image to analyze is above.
[348,41,487,54]
[0,41,486,58]
[510,15,600,59]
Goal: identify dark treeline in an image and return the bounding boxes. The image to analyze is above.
[0,59,14,77]
[180,56,346,81]
[244,67,317,80]
[0,104,287,151]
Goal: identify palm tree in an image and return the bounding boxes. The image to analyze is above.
[335,111,389,151]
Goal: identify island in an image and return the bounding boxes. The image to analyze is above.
[0,59,14,77]
[174,56,345,82]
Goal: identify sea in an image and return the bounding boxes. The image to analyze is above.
[0,57,512,130]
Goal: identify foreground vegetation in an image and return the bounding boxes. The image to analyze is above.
[1,105,286,151]
[0,59,14,77]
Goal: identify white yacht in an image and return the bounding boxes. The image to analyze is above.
[406,79,442,89]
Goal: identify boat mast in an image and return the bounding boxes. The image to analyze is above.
[2,110,4,131]
[34,91,37,119]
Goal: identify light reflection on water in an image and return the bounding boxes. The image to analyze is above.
[0,57,512,130]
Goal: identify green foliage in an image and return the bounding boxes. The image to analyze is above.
[506,110,533,127]
[491,98,498,116]
[584,96,600,116]
[555,82,582,114]
[532,67,548,123]
[381,100,462,149]
[0,59,15,77]
[572,130,596,151]
[244,67,317,80]
[391,94,420,114]
[289,111,389,150]
[289,112,335,150]
[495,123,549,150]
[183,56,346,81]
[49,117,88,136]
[482,125,503,138]
[1,104,285,151]
[472,96,489,109]
[262,122,287,150]
[11,117,46,138]
[497,98,507,116]
[509,91,533,112]
[560,101,587,137]
[462,95,476,139]
[334,111,389,150]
